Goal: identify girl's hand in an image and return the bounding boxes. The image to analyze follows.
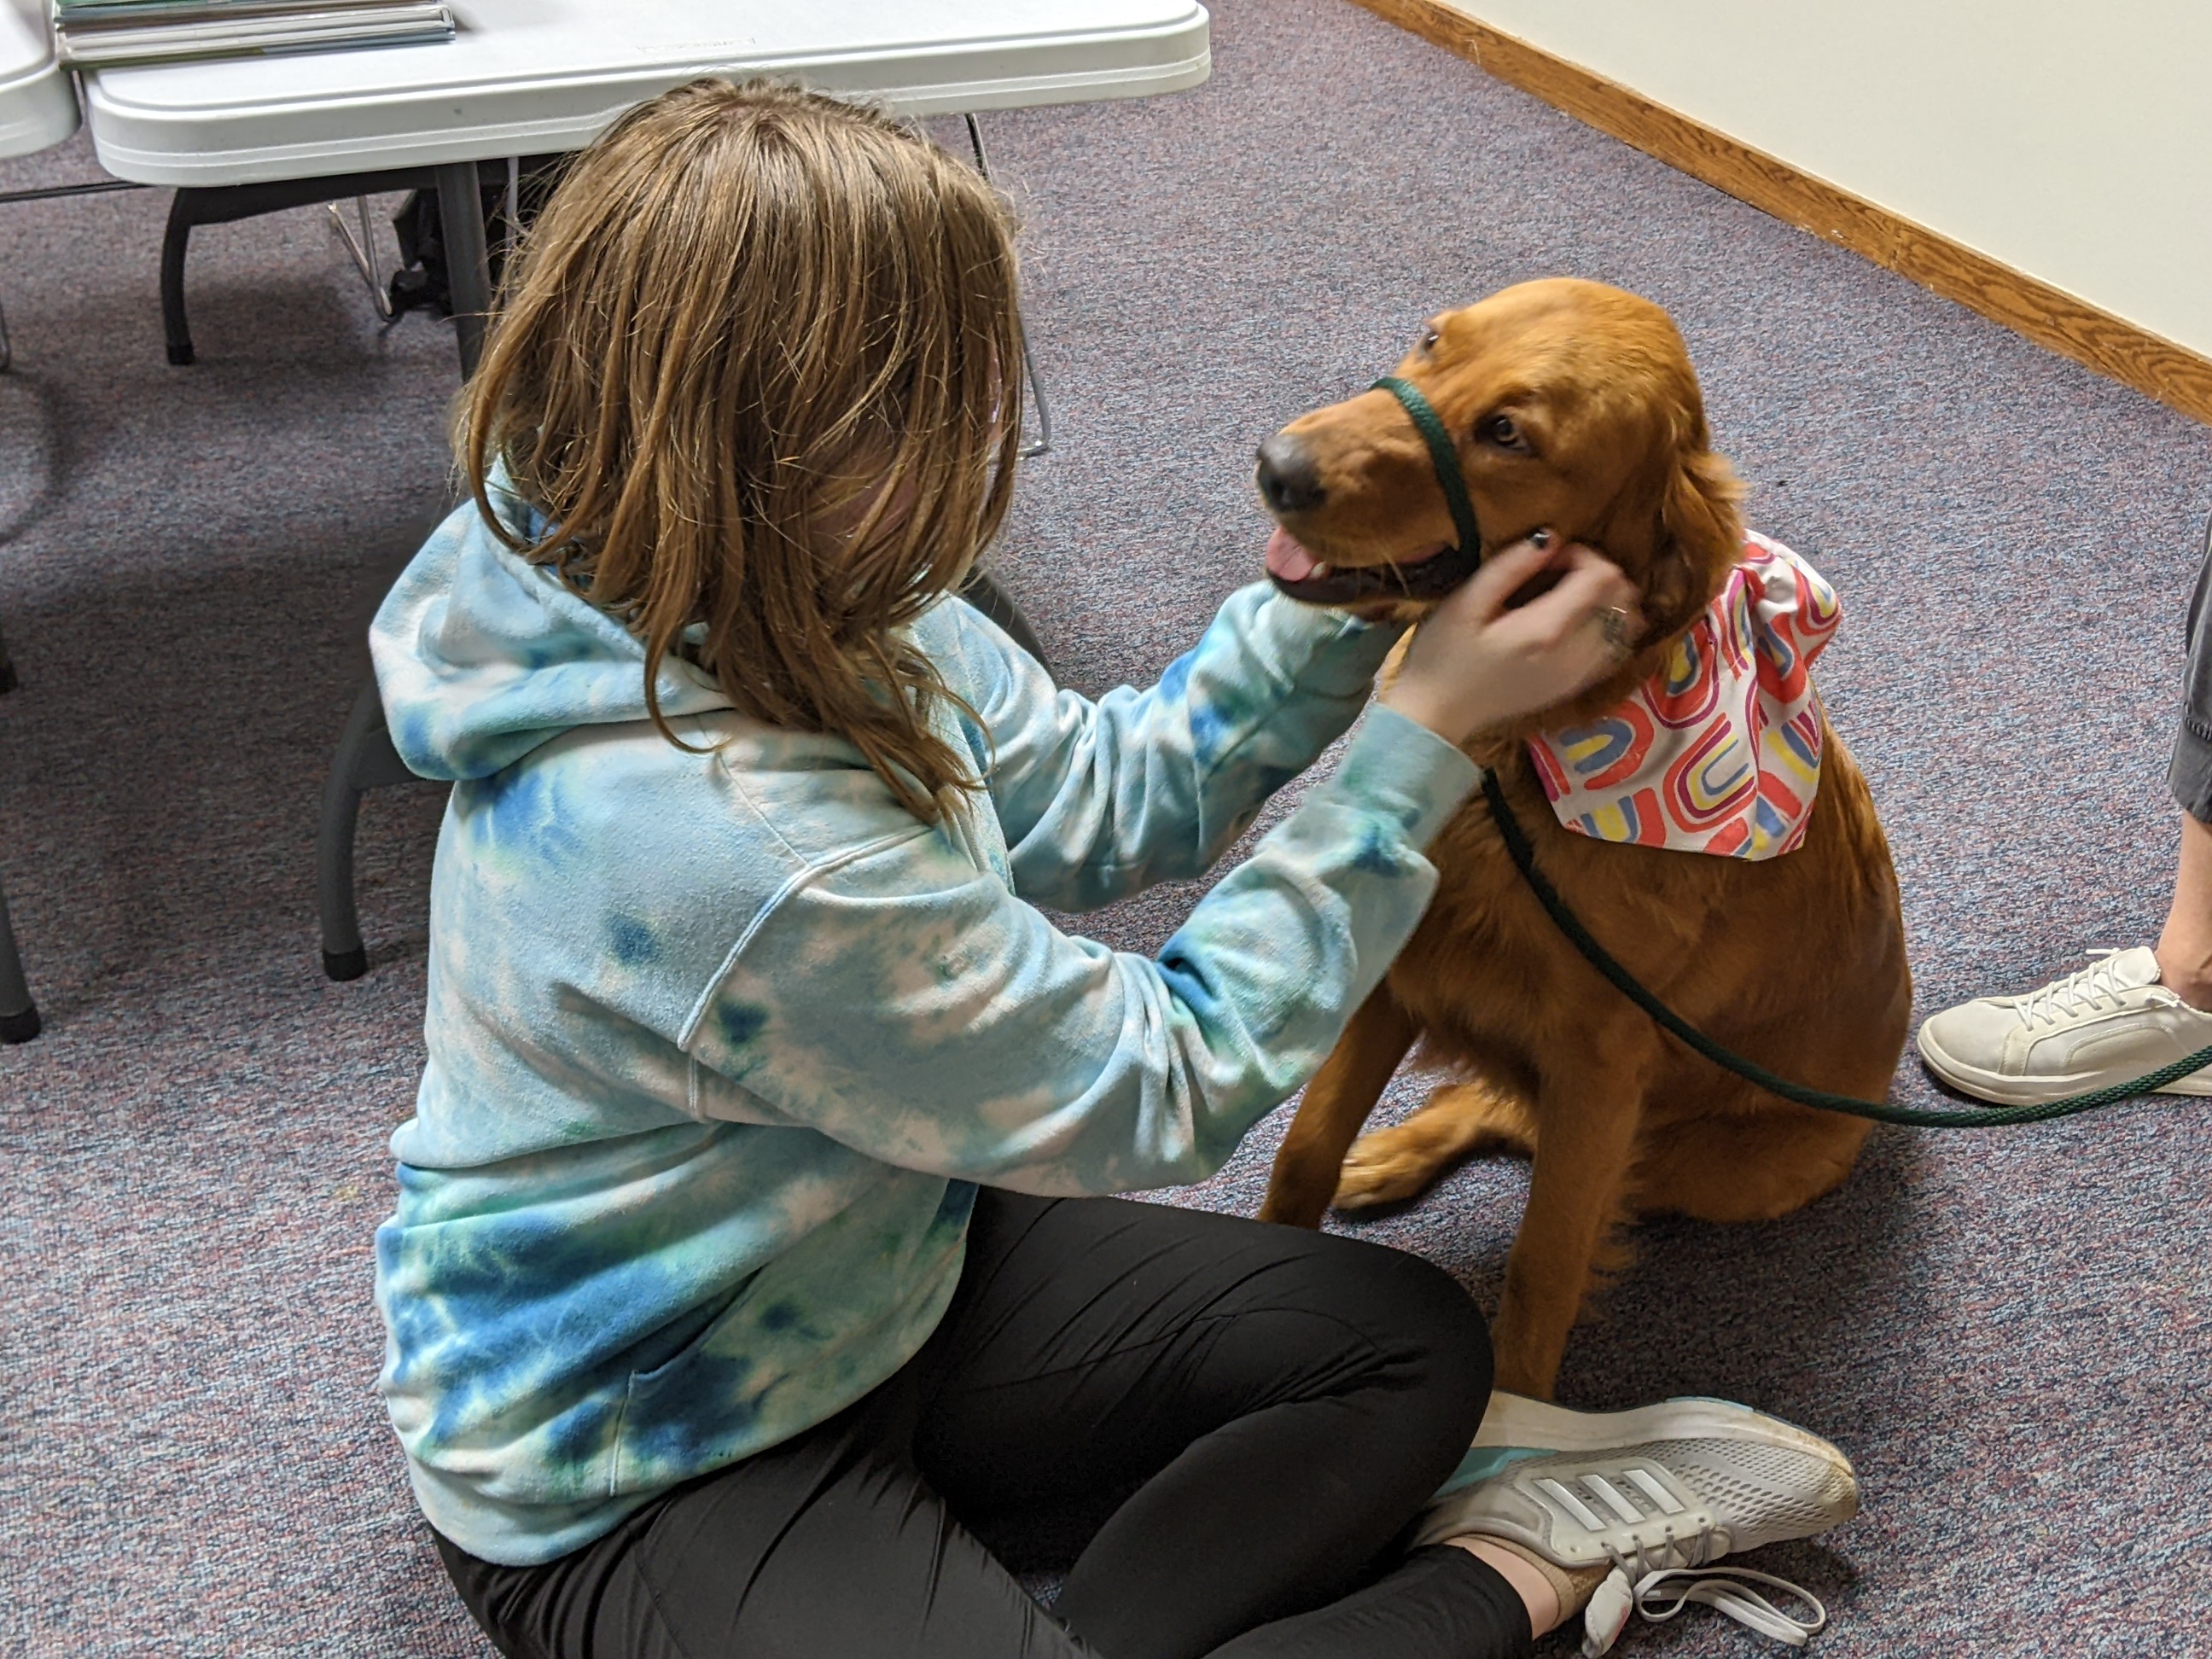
[1377,535,1641,747]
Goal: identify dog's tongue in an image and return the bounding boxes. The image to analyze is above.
[1266,526,1322,583]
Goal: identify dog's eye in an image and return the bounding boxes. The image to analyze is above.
[1480,413,1529,452]
[1419,328,1440,353]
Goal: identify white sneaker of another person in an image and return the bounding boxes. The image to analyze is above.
[1915,946,2212,1106]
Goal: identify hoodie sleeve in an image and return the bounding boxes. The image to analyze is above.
[928,584,1409,912]
[686,706,1480,1195]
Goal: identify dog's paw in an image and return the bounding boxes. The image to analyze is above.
[1331,1135,1445,1210]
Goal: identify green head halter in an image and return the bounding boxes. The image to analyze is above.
[1265,373,1525,602]
[1372,374,1485,572]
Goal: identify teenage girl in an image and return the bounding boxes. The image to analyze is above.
[371,79,1860,1659]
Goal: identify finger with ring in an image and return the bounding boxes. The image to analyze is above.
[1598,606,1631,650]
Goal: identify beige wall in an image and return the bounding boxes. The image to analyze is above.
[1441,0,2212,358]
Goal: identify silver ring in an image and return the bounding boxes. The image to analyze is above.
[1598,606,1631,649]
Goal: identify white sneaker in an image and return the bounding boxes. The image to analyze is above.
[1915,946,2212,1106]
[1420,1394,1855,1655]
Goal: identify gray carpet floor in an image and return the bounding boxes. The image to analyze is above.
[3,3,2207,1654]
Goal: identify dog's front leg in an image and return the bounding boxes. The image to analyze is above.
[1257,985,1416,1229]
[1490,1023,1660,1398]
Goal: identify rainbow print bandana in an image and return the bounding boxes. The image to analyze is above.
[1526,532,1841,859]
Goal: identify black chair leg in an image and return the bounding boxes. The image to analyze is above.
[161,193,196,366]
[316,682,377,981]
[0,873,38,1044]
[318,678,423,981]
[962,569,1052,677]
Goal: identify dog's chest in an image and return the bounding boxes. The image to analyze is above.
[1386,765,1726,1062]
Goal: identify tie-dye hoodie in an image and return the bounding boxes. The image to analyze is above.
[369,488,1481,1567]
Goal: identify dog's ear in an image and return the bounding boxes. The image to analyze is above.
[1645,438,1743,632]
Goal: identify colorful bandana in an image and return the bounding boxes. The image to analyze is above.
[1526,532,1841,859]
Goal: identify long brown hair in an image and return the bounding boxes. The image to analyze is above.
[458,79,1025,820]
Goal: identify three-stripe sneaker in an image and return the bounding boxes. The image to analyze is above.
[1418,1393,1857,1656]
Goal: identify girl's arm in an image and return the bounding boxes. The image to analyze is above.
[928,583,1402,912]
[685,705,1475,1196]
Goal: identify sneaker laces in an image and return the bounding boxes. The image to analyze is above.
[1575,1526,1825,1656]
[2016,949,2134,1031]
[1578,1544,1829,1656]
[1580,1563,1830,1655]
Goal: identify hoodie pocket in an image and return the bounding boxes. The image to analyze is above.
[612,1285,772,1497]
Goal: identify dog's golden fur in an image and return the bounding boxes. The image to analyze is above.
[1254,279,1911,1399]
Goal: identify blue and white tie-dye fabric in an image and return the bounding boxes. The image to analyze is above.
[368,493,1481,1567]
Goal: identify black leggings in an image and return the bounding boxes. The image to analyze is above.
[434,1190,1533,1659]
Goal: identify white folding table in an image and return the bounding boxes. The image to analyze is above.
[82,0,1211,363]
[2,0,83,370]
[84,0,1210,176]
[0,0,75,165]
[68,0,1214,981]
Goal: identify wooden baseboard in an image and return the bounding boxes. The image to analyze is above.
[1353,0,2212,426]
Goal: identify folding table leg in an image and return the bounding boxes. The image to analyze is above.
[434,161,494,375]
[962,115,1053,459]
[327,197,399,320]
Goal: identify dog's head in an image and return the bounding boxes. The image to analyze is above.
[1256,278,1743,730]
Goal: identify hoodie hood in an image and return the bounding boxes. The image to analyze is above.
[370,491,731,782]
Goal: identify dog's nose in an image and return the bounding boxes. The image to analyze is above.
[1255,436,1326,515]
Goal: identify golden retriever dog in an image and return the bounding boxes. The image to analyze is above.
[1251,278,1911,1400]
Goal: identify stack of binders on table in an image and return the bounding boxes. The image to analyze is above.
[51,0,454,67]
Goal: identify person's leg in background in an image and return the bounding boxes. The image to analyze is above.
[2153,521,2212,1005]
[2150,815,2212,1007]
[1918,510,2212,1103]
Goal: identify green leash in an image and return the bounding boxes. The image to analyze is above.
[1371,373,2211,1128]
